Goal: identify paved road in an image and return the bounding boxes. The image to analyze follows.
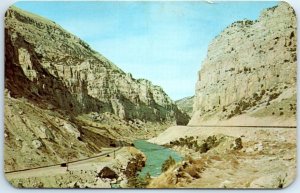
[5,147,122,179]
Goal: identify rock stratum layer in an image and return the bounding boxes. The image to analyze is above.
[190,2,297,126]
[5,6,189,125]
[4,6,189,171]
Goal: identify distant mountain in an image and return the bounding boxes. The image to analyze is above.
[175,96,194,116]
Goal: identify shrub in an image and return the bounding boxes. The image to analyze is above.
[187,143,193,149]
[124,154,145,178]
[205,135,219,149]
[222,106,227,112]
[128,172,151,188]
[199,142,209,153]
[198,135,220,153]
[161,156,176,172]
[276,174,287,188]
[233,137,243,150]
[269,92,281,101]
[181,156,204,179]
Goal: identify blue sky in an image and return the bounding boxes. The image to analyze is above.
[14,1,278,100]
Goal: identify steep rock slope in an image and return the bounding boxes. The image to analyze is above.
[4,6,189,171]
[175,96,194,116]
[190,2,296,126]
[5,6,189,125]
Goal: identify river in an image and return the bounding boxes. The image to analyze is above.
[133,140,182,177]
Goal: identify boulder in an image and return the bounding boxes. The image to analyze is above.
[32,140,42,149]
[98,167,118,179]
[63,122,80,138]
[254,142,264,152]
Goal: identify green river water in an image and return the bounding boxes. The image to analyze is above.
[133,140,182,177]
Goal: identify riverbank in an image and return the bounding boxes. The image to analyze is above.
[133,140,182,177]
[147,126,296,188]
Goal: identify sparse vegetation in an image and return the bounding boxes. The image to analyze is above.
[232,137,243,150]
[128,172,151,188]
[124,154,149,188]
[178,156,204,179]
[4,2,297,190]
[275,174,287,188]
[161,156,176,172]
[204,135,220,150]
[124,154,145,179]
[168,135,222,154]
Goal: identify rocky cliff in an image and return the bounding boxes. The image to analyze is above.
[5,6,189,125]
[4,6,189,171]
[190,2,296,126]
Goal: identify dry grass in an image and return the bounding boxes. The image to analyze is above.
[184,165,201,179]
[210,155,222,161]
[161,156,176,172]
[147,168,178,188]
[149,156,209,188]
[229,157,239,169]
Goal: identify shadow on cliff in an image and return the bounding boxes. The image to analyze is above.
[5,29,109,116]
[5,28,189,126]
[5,29,128,148]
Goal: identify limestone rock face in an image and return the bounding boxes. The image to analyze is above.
[4,6,189,171]
[5,6,189,125]
[190,3,296,125]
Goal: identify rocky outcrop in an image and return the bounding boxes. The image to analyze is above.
[4,95,115,171]
[190,2,296,125]
[98,167,118,179]
[4,6,189,171]
[148,125,296,188]
[124,154,146,179]
[5,6,189,125]
[175,96,194,116]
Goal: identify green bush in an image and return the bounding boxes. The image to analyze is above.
[198,135,220,153]
[233,137,243,150]
[199,142,209,153]
[128,172,151,188]
[206,135,218,149]
[161,156,176,172]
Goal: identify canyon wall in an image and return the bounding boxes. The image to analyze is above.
[190,2,296,126]
[5,6,189,125]
[4,6,189,170]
